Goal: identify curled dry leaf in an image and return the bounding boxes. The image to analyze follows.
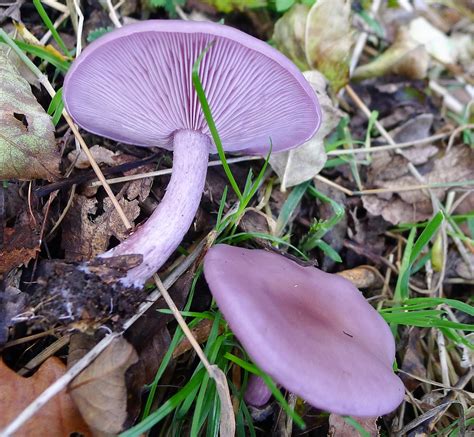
[68,144,121,169]
[336,266,382,289]
[0,48,60,181]
[0,357,91,437]
[305,0,353,92]
[69,336,139,435]
[269,71,341,189]
[353,28,429,81]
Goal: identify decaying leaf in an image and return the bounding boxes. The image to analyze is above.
[353,27,429,81]
[62,195,140,261]
[273,4,311,70]
[0,212,40,277]
[68,144,122,169]
[305,0,353,92]
[336,266,382,289]
[328,414,379,436]
[269,71,341,189]
[69,336,139,434]
[0,43,39,87]
[0,357,91,436]
[400,329,427,392]
[0,48,60,181]
[363,145,474,224]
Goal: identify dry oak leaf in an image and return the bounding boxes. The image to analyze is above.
[69,336,139,435]
[0,48,60,181]
[62,195,140,262]
[0,215,40,276]
[363,145,473,224]
[0,357,91,436]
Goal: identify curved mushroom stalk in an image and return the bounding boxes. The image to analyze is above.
[100,130,211,287]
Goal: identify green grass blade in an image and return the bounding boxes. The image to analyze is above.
[121,368,206,437]
[192,42,242,200]
[409,211,444,264]
[275,180,311,235]
[394,227,416,303]
[224,353,305,429]
[32,0,71,57]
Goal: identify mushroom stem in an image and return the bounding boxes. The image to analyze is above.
[100,130,211,287]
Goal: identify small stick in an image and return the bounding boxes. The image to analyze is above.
[106,0,122,28]
[90,155,262,187]
[326,132,450,156]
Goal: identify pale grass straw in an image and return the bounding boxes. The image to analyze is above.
[90,155,261,187]
[71,0,83,56]
[39,11,70,46]
[106,0,122,28]
[40,0,68,13]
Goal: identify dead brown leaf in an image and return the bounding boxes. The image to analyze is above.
[400,328,427,392]
[62,195,140,261]
[328,414,379,436]
[68,144,122,169]
[0,213,40,277]
[0,357,91,436]
[336,266,382,289]
[69,336,139,435]
[363,144,473,224]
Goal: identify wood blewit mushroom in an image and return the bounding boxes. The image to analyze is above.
[203,244,405,417]
[63,20,321,287]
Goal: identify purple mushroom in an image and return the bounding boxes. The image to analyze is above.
[63,20,321,287]
[203,244,405,417]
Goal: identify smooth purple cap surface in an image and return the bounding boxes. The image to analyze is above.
[203,245,405,417]
[63,20,321,155]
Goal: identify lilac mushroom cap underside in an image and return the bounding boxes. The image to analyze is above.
[203,244,405,417]
[63,20,321,155]
[62,20,321,287]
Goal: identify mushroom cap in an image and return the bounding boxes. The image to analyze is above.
[63,20,321,155]
[203,244,405,417]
